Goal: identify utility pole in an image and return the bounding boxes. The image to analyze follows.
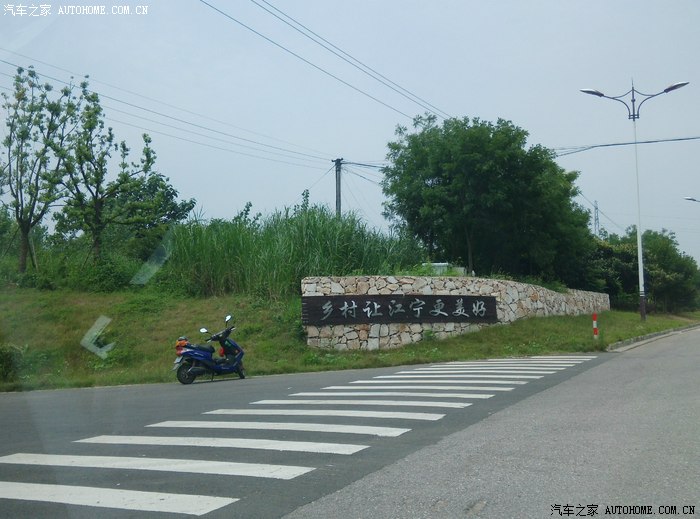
[594,200,600,237]
[334,158,343,217]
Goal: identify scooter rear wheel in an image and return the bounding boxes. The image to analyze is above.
[176,362,196,384]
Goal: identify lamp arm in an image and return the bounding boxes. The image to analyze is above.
[635,91,665,118]
[602,95,634,119]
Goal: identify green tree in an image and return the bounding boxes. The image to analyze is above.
[597,227,700,311]
[382,115,594,285]
[0,67,79,272]
[105,172,196,261]
[55,87,194,261]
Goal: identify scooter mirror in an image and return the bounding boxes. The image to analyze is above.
[225,314,232,323]
[199,327,208,334]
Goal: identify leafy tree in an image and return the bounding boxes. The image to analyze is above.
[595,227,700,311]
[55,87,194,261]
[105,171,196,261]
[0,67,79,272]
[382,115,594,285]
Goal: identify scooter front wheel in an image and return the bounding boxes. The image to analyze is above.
[176,362,196,384]
[237,364,246,379]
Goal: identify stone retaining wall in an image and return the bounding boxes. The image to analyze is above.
[302,276,610,350]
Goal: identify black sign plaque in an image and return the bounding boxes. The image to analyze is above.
[302,294,498,326]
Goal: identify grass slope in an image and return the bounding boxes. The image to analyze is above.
[1,286,697,392]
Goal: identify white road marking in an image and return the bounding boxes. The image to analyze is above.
[206,409,445,421]
[0,453,313,480]
[0,481,236,516]
[323,385,514,391]
[443,361,579,366]
[77,434,368,455]
[372,376,528,384]
[531,355,597,359]
[253,399,472,409]
[412,369,557,374]
[423,366,566,370]
[393,372,543,379]
[147,420,410,437]
[292,391,493,399]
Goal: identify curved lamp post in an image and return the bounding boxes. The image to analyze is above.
[581,80,689,320]
[684,197,699,203]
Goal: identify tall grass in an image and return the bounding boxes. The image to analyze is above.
[162,203,426,297]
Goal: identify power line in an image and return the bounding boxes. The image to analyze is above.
[251,0,451,119]
[345,166,382,186]
[344,160,385,169]
[197,0,414,120]
[342,169,384,229]
[103,103,326,166]
[0,47,332,158]
[0,59,331,163]
[577,191,627,234]
[108,116,328,170]
[555,136,700,156]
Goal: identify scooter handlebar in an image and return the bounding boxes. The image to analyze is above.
[207,326,236,342]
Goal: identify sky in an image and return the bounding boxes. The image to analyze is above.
[2,1,700,263]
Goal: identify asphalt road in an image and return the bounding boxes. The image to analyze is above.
[0,330,696,518]
[285,329,700,519]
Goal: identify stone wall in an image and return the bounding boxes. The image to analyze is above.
[302,276,610,350]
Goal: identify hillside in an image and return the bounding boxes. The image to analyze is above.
[1,286,697,392]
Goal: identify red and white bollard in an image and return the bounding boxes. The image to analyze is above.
[593,313,599,340]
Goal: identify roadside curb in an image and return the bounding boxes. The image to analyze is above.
[607,323,700,352]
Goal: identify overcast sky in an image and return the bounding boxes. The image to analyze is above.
[2,1,699,263]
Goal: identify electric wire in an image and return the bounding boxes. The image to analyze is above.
[0,58,330,162]
[109,116,328,170]
[250,0,451,119]
[0,47,332,158]
[555,136,700,156]
[577,191,627,234]
[342,169,383,229]
[103,103,326,166]
[345,166,382,186]
[344,161,385,169]
[197,0,414,120]
[289,164,335,208]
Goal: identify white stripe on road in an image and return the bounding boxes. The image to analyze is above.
[372,376,527,384]
[531,355,597,359]
[253,399,472,409]
[206,409,445,421]
[0,453,313,480]
[393,373,542,379]
[443,361,579,366]
[323,385,513,392]
[411,369,557,375]
[77,434,368,455]
[0,481,236,516]
[422,365,567,375]
[147,420,410,437]
[292,392,493,399]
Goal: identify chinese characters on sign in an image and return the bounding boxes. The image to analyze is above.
[302,295,498,325]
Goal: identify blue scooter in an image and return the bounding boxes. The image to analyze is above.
[173,314,246,384]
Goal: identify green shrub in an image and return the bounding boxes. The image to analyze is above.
[0,344,26,381]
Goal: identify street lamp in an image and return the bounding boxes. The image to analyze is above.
[684,197,700,203]
[581,80,689,320]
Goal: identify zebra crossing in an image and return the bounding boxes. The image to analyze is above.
[0,355,596,516]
